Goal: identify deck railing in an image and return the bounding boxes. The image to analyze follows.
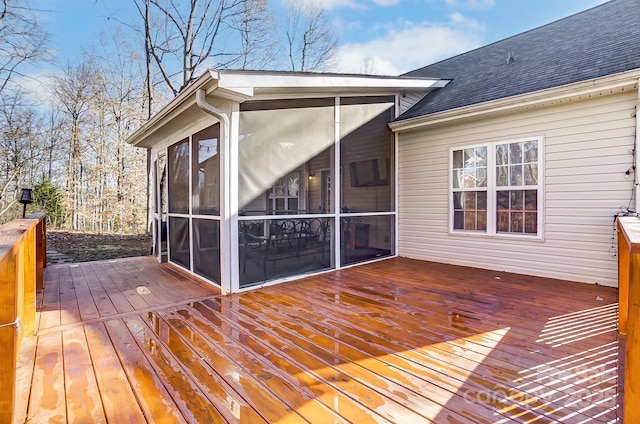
[617,216,640,423]
[0,213,46,424]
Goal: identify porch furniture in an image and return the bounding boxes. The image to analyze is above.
[239,221,268,274]
[263,218,330,279]
[240,218,330,282]
[345,223,369,249]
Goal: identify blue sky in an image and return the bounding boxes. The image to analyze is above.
[31,0,607,76]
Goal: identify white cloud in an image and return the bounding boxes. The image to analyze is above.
[373,0,401,6]
[281,0,360,10]
[280,0,398,10]
[334,20,482,75]
[449,12,485,30]
[332,16,362,34]
[445,0,495,10]
[9,70,60,110]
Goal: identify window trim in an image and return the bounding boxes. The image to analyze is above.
[449,136,544,240]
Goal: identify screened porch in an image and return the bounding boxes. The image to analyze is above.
[151,95,399,293]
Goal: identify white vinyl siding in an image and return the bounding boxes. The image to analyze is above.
[400,91,429,114]
[398,89,637,287]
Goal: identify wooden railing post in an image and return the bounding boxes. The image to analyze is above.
[618,222,630,334]
[627,253,640,423]
[28,213,47,290]
[22,222,36,336]
[616,217,640,423]
[0,247,19,424]
[0,213,46,424]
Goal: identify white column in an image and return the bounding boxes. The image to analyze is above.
[394,95,400,257]
[334,97,341,268]
[227,103,241,294]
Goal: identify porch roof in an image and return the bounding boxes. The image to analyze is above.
[126,69,446,148]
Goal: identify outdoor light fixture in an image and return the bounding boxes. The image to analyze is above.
[18,188,33,218]
[308,172,317,180]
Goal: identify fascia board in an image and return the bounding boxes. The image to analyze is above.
[217,71,446,91]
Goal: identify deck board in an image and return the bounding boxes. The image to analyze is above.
[27,331,66,423]
[38,266,61,331]
[84,322,147,424]
[69,264,100,321]
[61,326,105,423]
[103,318,188,424]
[122,315,231,423]
[17,256,622,423]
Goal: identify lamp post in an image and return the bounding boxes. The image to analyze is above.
[18,188,33,218]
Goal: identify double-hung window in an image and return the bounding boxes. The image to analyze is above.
[451,137,542,237]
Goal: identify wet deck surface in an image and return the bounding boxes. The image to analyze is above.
[17,256,621,423]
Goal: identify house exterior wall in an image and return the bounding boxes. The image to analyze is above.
[400,91,428,114]
[398,89,637,287]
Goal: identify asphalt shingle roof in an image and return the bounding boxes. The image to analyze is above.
[399,0,640,121]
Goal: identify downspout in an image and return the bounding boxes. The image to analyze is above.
[196,89,232,295]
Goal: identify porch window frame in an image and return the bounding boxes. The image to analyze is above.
[449,136,544,240]
[162,126,223,287]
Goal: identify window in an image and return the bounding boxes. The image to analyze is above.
[167,138,190,214]
[452,146,487,231]
[450,137,542,237]
[192,124,220,216]
[267,172,301,213]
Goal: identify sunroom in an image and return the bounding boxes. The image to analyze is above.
[127,70,445,293]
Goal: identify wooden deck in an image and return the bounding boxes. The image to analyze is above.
[17,256,621,423]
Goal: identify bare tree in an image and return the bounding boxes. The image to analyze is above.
[135,0,274,96]
[50,63,93,230]
[233,0,277,70]
[87,35,149,233]
[42,110,65,182]
[131,0,279,231]
[0,90,44,219]
[285,2,337,72]
[357,56,376,75]
[0,0,48,94]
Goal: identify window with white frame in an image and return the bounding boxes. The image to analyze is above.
[267,172,302,213]
[451,137,542,236]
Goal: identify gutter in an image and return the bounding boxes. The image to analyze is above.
[196,89,230,131]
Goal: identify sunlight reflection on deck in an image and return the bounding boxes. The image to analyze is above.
[289,327,512,422]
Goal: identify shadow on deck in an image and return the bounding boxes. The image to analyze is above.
[17,256,622,423]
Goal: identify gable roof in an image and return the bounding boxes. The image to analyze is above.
[399,0,640,121]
